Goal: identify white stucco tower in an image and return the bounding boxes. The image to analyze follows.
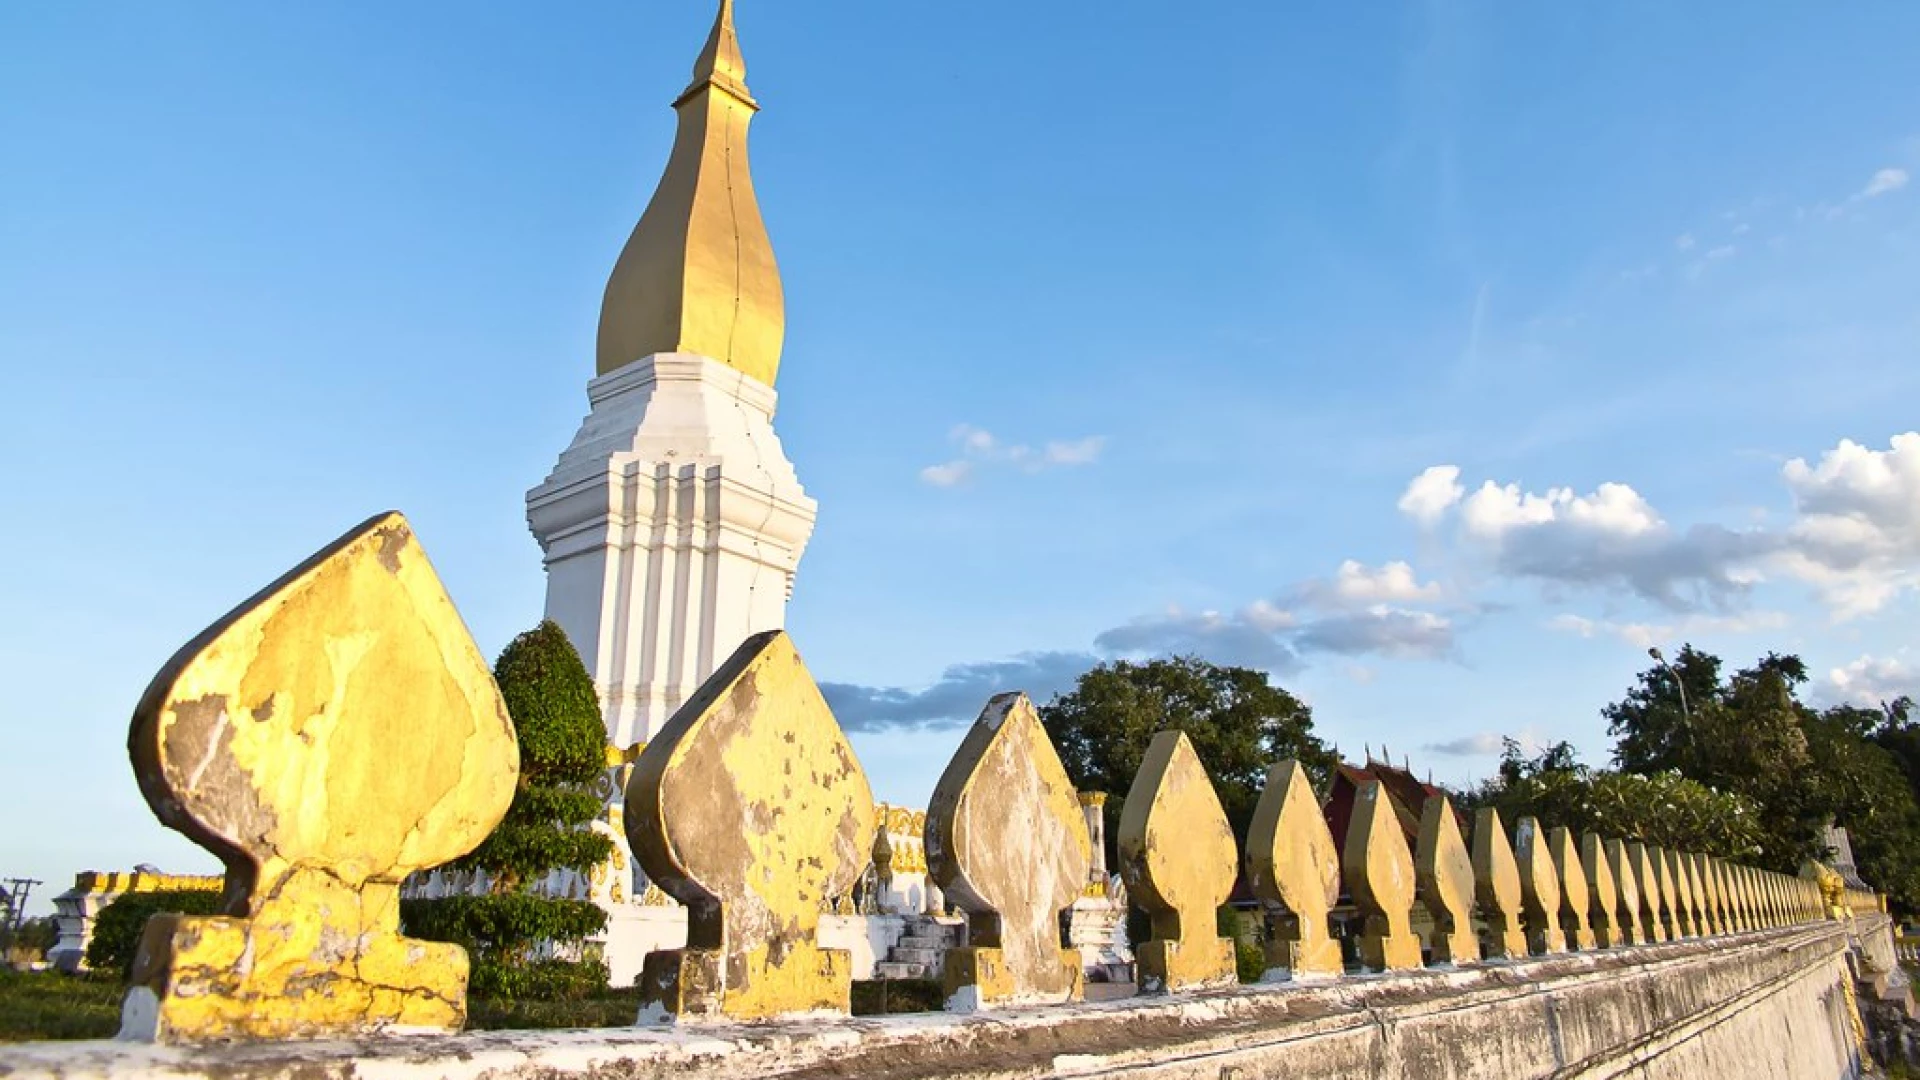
[527,0,815,750]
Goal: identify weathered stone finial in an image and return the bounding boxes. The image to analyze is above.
[1245,760,1342,979]
[1580,834,1620,949]
[1737,865,1759,929]
[626,630,877,1021]
[1116,731,1238,993]
[1682,853,1711,935]
[1662,849,1696,938]
[1692,854,1723,935]
[1743,865,1763,929]
[1628,842,1667,943]
[1471,808,1527,959]
[1652,847,1682,939]
[1604,838,1643,946]
[1514,818,1566,955]
[1548,827,1596,951]
[123,512,520,1042]
[1728,857,1758,926]
[1345,781,1421,971]
[927,693,1091,1010]
[1415,793,1478,965]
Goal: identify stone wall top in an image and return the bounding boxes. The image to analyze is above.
[0,921,1875,1080]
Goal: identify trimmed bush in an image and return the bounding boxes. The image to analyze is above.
[84,890,222,976]
[403,620,613,1000]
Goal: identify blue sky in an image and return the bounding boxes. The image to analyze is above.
[3,1,1918,913]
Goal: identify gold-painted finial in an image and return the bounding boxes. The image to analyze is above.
[597,0,785,386]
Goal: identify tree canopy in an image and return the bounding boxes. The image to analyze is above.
[1597,647,1920,909]
[1039,655,1336,862]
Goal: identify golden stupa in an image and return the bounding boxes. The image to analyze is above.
[597,0,784,387]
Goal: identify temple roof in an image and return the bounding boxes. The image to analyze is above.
[596,0,786,387]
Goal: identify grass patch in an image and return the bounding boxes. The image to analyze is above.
[0,969,123,1043]
[850,978,945,1016]
[465,992,638,1031]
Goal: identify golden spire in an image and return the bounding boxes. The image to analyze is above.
[597,0,785,386]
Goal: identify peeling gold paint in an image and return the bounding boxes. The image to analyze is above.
[124,512,518,1042]
[1245,760,1342,978]
[1116,731,1237,992]
[1583,834,1623,949]
[926,693,1089,1008]
[625,630,875,1020]
[1471,808,1527,960]
[1515,818,1566,956]
[1414,794,1477,965]
[1344,782,1421,972]
[1549,828,1597,951]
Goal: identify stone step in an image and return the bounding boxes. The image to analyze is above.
[888,947,942,966]
[896,935,949,949]
[873,962,930,980]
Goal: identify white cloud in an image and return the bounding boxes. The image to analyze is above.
[1822,654,1918,710]
[919,461,973,487]
[1675,233,1697,251]
[1548,610,1790,650]
[1303,560,1443,607]
[1460,480,1664,540]
[1042,436,1106,466]
[1862,167,1910,199]
[1422,731,1507,757]
[1398,465,1464,525]
[920,424,1105,486]
[1405,431,1920,619]
[1704,244,1737,261]
[1778,433,1920,617]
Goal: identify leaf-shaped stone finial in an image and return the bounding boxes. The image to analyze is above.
[1683,851,1709,935]
[1471,808,1526,960]
[1117,731,1237,993]
[124,512,519,1042]
[1730,864,1751,930]
[626,630,877,1021]
[1344,781,1421,971]
[1656,847,1684,937]
[1629,842,1668,942]
[926,692,1091,1010]
[1245,760,1342,979]
[1692,853,1723,935]
[1549,827,1596,951]
[1415,794,1477,965]
[1606,838,1644,946]
[1662,848,1695,937]
[1582,834,1620,948]
[1514,817,1565,955]
[1723,859,1745,930]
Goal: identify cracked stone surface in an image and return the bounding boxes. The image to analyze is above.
[1245,760,1343,979]
[1116,731,1237,992]
[624,630,876,1021]
[926,692,1090,1010]
[125,512,519,1042]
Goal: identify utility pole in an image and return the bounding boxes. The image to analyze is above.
[1,878,43,933]
[1647,646,1698,759]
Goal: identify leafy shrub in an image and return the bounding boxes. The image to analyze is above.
[84,890,221,977]
[406,621,612,999]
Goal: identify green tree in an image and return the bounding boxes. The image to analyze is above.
[1602,647,1920,910]
[402,620,613,999]
[1039,655,1335,862]
[84,890,222,977]
[1465,740,1764,860]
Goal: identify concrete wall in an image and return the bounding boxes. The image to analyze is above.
[0,920,1882,1080]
